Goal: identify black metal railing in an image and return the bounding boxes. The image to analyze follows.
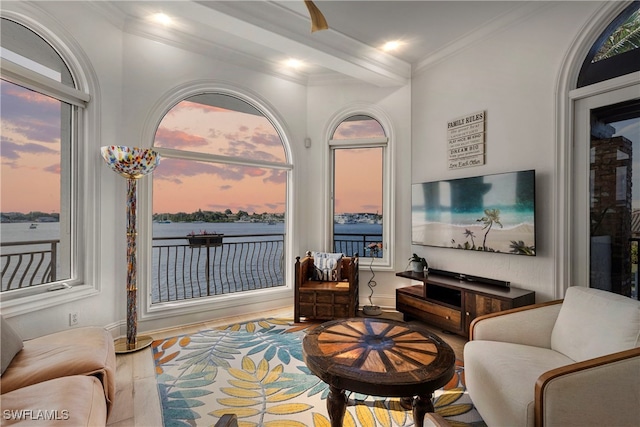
[1,232,380,299]
[152,233,285,303]
[334,233,383,258]
[1,240,58,291]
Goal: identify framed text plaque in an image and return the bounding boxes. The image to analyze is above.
[447,111,486,170]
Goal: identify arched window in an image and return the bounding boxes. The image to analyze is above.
[0,17,90,301]
[330,114,389,265]
[570,2,640,300]
[151,92,290,304]
[577,2,640,87]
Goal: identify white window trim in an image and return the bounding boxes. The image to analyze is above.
[137,83,295,322]
[1,59,90,106]
[554,0,633,299]
[326,107,395,270]
[0,10,101,316]
[569,74,640,291]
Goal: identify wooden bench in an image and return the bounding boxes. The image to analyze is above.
[294,252,359,323]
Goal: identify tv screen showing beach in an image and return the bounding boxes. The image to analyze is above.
[412,170,536,256]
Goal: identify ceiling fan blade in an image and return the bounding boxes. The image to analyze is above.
[304,0,329,32]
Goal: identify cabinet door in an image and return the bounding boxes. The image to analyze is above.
[464,293,511,333]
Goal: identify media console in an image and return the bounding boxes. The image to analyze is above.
[396,270,535,337]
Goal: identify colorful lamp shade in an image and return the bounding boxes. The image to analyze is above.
[101,145,161,353]
[100,145,160,178]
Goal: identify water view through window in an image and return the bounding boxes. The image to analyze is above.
[331,115,385,258]
[0,80,72,292]
[151,94,288,303]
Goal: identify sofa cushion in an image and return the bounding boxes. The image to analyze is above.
[464,340,573,427]
[0,326,116,413]
[312,252,342,281]
[551,286,640,362]
[0,375,107,426]
[1,316,23,376]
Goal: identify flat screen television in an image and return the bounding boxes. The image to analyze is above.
[412,170,536,256]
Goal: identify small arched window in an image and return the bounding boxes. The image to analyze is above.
[577,1,640,88]
[330,115,389,263]
[151,92,290,304]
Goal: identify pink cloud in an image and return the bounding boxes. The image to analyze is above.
[154,127,208,149]
[333,119,385,139]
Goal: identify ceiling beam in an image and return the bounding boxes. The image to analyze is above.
[192,1,410,87]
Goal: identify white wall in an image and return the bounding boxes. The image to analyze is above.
[409,1,603,301]
[1,0,611,338]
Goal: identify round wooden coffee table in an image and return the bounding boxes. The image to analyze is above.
[302,317,455,427]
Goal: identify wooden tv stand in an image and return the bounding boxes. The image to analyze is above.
[396,271,535,337]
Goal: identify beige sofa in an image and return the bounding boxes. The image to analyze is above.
[464,286,640,427]
[0,316,116,426]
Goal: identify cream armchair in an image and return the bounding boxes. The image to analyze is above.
[464,286,640,427]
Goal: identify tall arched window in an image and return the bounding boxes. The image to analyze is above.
[571,2,640,300]
[0,16,90,302]
[330,114,390,266]
[151,92,291,304]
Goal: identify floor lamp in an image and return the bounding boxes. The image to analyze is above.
[101,146,161,353]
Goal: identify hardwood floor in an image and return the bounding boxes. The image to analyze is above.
[106,307,468,426]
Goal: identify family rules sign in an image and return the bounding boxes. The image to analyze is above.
[447,111,485,169]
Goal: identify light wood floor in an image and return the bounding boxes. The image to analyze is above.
[106,307,468,426]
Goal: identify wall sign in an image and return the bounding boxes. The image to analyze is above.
[447,111,485,169]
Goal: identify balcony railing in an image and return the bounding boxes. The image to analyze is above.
[334,232,383,258]
[1,232,380,298]
[152,233,285,303]
[1,240,58,291]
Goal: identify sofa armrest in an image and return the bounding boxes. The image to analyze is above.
[535,347,640,427]
[470,300,562,348]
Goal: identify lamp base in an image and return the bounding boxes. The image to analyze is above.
[363,305,382,316]
[114,335,153,354]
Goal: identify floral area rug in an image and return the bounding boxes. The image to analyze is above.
[151,317,486,427]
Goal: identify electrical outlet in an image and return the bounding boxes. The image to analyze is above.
[69,312,78,326]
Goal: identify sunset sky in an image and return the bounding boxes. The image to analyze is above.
[0,84,383,215]
[1,80,62,214]
[3,78,639,216]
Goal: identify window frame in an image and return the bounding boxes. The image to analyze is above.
[327,110,394,270]
[555,0,638,299]
[577,2,640,88]
[139,85,295,320]
[0,12,99,314]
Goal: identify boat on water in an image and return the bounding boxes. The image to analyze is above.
[156,215,171,224]
[29,223,37,229]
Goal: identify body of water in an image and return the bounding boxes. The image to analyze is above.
[1,221,383,243]
[1,222,61,244]
[1,221,383,296]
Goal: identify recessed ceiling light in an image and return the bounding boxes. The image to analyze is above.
[285,59,303,69]
[382,40,404,52]
[151,13,173,26]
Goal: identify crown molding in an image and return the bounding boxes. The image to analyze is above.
[413,0,555,76]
